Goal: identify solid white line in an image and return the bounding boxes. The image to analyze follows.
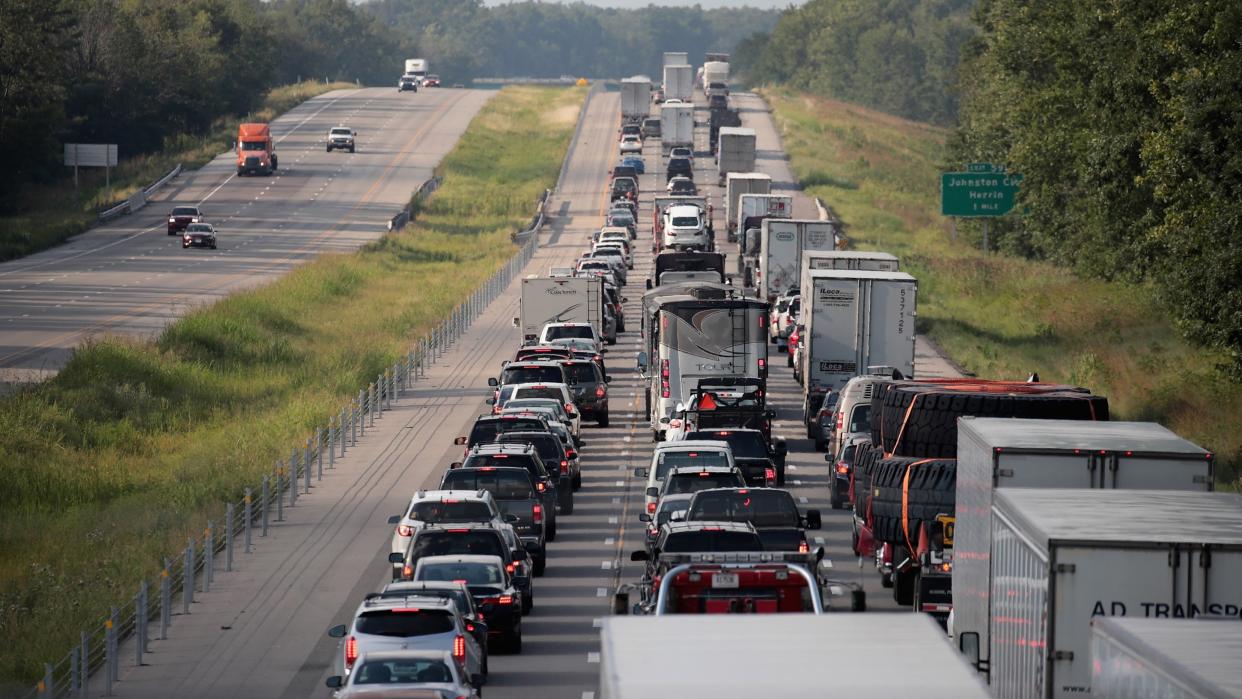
[614,480,624,487]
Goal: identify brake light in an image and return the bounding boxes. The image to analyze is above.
[566,448,577,458]
[836,462,849,475]
[647,502,657,514]
[758,358,767,378]
[345,635,358,668]
[498,595,514,605]
[536,481,546,492]
[392,608,422,613]
[453,634,465,663]
[798,540,809,554]
[595,386,606,398]
[506,562,516,574]
[661,359,669,379]
[560,460,569,474]
[765,467,776,483]
[698,472,711,477]
[836,412,844,432]
[662,380,670,399]
[403,564,413,579]
[397,524,414,537]
[533,504,543,523]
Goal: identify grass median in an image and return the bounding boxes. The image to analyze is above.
[0,80,357,262]
[761,87,1241,487]
[0,84,584,687]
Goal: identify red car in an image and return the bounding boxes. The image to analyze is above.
[422,75,441,87]
[167,206,202,235]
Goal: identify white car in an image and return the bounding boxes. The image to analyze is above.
[661,203,709,251]
[387,490,509,576]
[504,389,581,440]
[326,126,356,153]
[633,440,734,517]
[327,597,485,680]
[539,322,603,349]
[619,134,643,154]
[580,251,627,285]
[594,241,633,270]
[325,650,482,698]
[668,146,693,162]
[575,260,620,288]
[597,228,631,248]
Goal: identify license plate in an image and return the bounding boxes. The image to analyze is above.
[712,573,739,589]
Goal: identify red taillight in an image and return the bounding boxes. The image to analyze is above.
[661,359,670,378]
[758,358,767,378]
[647,502,657,514]
[798,540,809,554]
[765,467,776,483]
[566,448,577,458]
[836,462,849,475]
[661,380,670,398]
[397,524,413,537]
[533,504,543,523]
[560,460,569,474]
[506,562,517,574]
[453,634,465,663]
[402,564,413,579]
[760,314,767,327]
[345,635,358,668]
[498,594,514,605]
[536,481,546,492]
[595,385,606,398]
[836,412,844,431]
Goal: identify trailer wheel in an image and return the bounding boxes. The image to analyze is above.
[892,567,916,606]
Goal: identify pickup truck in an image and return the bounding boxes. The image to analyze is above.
[684,487,821,552]
[326,126,356,153]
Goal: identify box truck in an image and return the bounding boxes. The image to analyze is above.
[800,269,916,398]
[702,60,729,95]
[977,489,1242,699]
[659,103,694,152]
[620,77,652,119]
[600,615,990,699]
[404,58,428,79]
[724,173,771,241]
[736,193,793,284]
[757,218,839,302]
[516,276,604,342]
[716,127,756,183]
[802,250,899,273]
[953,418,1216,689]
[1090,617,1242,699]
[663,64,693,102]
[662,51,689,70]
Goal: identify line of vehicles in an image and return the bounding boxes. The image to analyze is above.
[399,58,441,91]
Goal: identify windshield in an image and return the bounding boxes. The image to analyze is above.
[416,560,503,586]
[688,490,800,528]
[353,658,453,685]
[656,451,729,480]
[508,395,564,410]
[408,500,494,523]
[688,432,767,459]
[444,468,534,499]
[609,213,634,224]
[501,365,564,385]
[331,128,351,135]
[848,404,871,433]
[411,531,505,560]
[185,224,212,233]
[665,472,743,494]
[354,609,453,637]
[171,207,198,216]
[561,363,598,384]
[670,216,699,227]
[662,530,763,553]
[544,326,593,341]
[657,501,690,527]
[378,587,472,617]
[467,418,546,446]
[495,434,561,463]
[240,141,266,151]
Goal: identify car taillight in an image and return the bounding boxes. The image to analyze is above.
[453,634,465,663]
[566,448,577,458]
[765,467,776,483]
[560,460,569,474]
[595,385,606,398]
[798,540,809,554]
[661,359,669,378]
[498,594,513,605]
[836,462,849,475]
[397,524,413,537]
[661,380,670,398]
[647,502,657,514]
[536,481,546,492]
[402,564,412,579]
[758,358,767,378]
[506,562,517,574]
[533,504,543,523]
[836,412,844,432]
[345,635,358,668]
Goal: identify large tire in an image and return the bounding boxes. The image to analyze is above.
[850,442,883,520]
[880,382,1108,458]
[868,457,955,547]
[892,567,916,606]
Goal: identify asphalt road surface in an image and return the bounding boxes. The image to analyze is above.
[91,87,963,698]
[0,87,492,385]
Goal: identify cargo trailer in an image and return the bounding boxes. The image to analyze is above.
[517,276,604,342]
[662,52,688,70]
[716,127,756,183]
[1090,617,1242,699]
[659,103,694,151]
[724,173,771,241]
[757,218,839,301]
[662,64,693,102]
[801,250,899,274]
[620,77,652,119]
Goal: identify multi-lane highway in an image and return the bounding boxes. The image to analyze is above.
[90,86,964,698]
[0,87,492,384]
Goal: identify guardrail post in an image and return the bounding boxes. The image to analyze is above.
[41,662,52,697]
[225,504,235,571]
[304,439,312,493]
[375,375,384,418]
[275,465,284,522]
[184,539,195,611]
[105,608,116,695]
[369,383,377,427]
[69,645,78,694]
[244,489,253,552]
[316,428,324,479]
[289,449,299,505]
[160,561,171,639]
[336,410,345,457]
[204,522,214,591]
[262,475,272,533]
[357,391,365,437]
[136,581,147,666]
[79,631,88,699]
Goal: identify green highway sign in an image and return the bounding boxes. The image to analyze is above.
[941,165,1022,217]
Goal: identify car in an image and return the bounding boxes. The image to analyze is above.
[666,176,697,196]
[512,345,573,364]
[619,123,641,140]
[828,436,870,510]
[619,134,642,154]
[324,650,483,698]
[771,294,800,351]
[181,222,218,249]
[620,156,645,174]
[399,75,419,92]
[637,520,764,579]
[634,442,736,516]
[166,205,203,234]
[609,198,638,219]
[653,88,665,103]
[669,146,694,162]
[597,228,631,248]
[576,261,619,288]
[422,74,442,87]
[789,323,805,377]
[582,249,627,286]
[641,117,662,138]
[542,336,603,357]
[453,413,552,454]
[594,241,633,270]
[612,164,639,182]
[502,396,580,443]
[538,322,604,350]
[708,94,729,111]
[326,596,485,680]
[826,374,882,456]
[489,361,572,394]
[386,490,511,577]
[494,429,580,491]
[683,428,781,487]
[369,581,488,650]
[639,492,695,552]
[555,359,610,428]
[326,126,356,153]
[447,448,561,540]
[666,157,693,181]
[685,487,822,552]
[605,210,637,239]
[412,554,524,648]
[610,175,638,202]
[394,522,533,597]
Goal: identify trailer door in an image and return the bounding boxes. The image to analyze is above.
[1110,454,1213,491]
[863,280,916,381]
[807,277,861,391]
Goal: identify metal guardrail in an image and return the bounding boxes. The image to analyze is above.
[96,163,183,223]
[388,177,442,232]
[25,172,552,699]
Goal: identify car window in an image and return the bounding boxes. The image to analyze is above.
[688,432,767,459]
[354,609,454,637]
[656,451,729,479]
[171,207,198,215]
[467,418,545,446]
[411,531,506,560]
[416,560,503,586]
[444,467,535,499]
[848,404,871,433]
[512,388,565,402]
[664,472,744,494]
[408,500,494,523]
[687,490,800,528]
[186,224,212,232]
[561,363,598,384]
[670,216,699,226]
[657,502,689,527]
[544,326,593,341]
[501,366,564,385]
[662,530,763,553]
[353,658,453,685]
[495,433,562,463]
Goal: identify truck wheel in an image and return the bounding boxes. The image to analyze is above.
[560,493,574,516]
[880,571,894,589]
[573,469,582,489]
[598,412,609,427]
[787,351,793,367]
[776,465,786,486]
[892,568,916,606]
[349,145,355,153]
[533,554,546,577]
[326,145,331,152]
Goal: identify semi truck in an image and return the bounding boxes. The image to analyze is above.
[735,193,793,285]
[702,60,729,96]
[952,418,1216,690]
[802,250,899,275]
[756,218,839,302]
[974,489,1242,699]
[637,293,768,441]
[663,64,694,103]
[620,77,652,119]
[235,123,277,176]
[1090,617,1242,698]
[659,103,694,153]
[662,51,689,70]
[599,615,990,699]
[716,127,756,183]
[799,270,917,402]
[516,276,604,343]
[724,173,771,241]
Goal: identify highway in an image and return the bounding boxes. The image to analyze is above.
[92,87,964,698]
[0,87,492,385]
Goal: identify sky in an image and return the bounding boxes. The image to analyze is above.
[482,0,801,8]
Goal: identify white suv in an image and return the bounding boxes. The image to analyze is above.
[633,440,734,518]
[326,126,356,153]
[387,490,511,576]
[327,595,485,680]
[539,322,603,351]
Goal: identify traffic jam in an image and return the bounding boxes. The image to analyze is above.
[322,52,1242,699]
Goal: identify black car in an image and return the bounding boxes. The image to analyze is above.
[494,430,580,491]
[452,443,565,531]
[668,178,697,196]
[181,222,218,249]
[827,437,868,510]
[557,359,611,428]
[685,487,821,552]
[684,428,788,486]
[411,555,524,652]
[666,157,693,181]
[439,464,549,573]
[454,414,551,454]
[612,165,638,181]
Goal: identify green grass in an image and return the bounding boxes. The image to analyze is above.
[0,85,584,688]
[762,87,1242,488]
[0,80,357,262]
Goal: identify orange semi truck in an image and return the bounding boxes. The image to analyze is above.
[235,123,277,176]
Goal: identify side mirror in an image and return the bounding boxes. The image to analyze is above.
[630,550,649,562]
[487,377,499,387]
[765,410,777,419]
[450,461,463,469]
[388,552,405,565]
[454,436,468,445]
[645,487,659,498]
[960,632,981,667]
[645,279,653,290]
[328,624,347,638]
[622,297,629,303]
[387,515,401,525]
[325,676,343,689]
[636,351,648,371]
[485,397,495,405]
[659,417,670,424]
[512,317,520,328]
[638,513,651,523]
[605,375,613,383]
[613,591,630,615]
[633,467,647,478]
[805,509,822,530]
[824,453,834,462]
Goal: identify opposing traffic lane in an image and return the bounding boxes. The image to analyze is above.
[0,87,491,383]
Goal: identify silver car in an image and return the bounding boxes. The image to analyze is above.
[327,596,485,680]
[326,650,482,698]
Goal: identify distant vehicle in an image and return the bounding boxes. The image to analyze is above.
[708,94,728,111]
[166,205,202,235]
[422,75,442,87]
[610,176,638,202]
[641,117,662,139]
[685,487,821,552]
[181,223,217,250]
[324,649,483,699]
[620,156,645,174]
[411,554,523,646]
[399,75,419,92]
[619,134,642,154]
[612,165,638,182]
[235,122,276,176]
[326,595,484,679]
[666,176,696,196]
[666,157,693,181]
[326,126,356,153]
[405,58,429,76]
[669,146,694,162]
[619,123,641,140]
[386,490,509,577]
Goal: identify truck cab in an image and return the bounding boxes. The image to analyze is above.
[235,123,276,176]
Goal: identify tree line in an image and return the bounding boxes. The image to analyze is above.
[0,0,408,204]
[949,0,1242,374]
[731,0,976,126]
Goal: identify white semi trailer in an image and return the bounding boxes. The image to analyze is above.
[801,250,899,274]
[662,51,689,70]
[659,103,694,152]
[620,77,652,119]
[724,173,771,242]
[1090,617,1242,699]
[516,276,604,342]
[716,127,756,183]
[756,218,839,301]
[663,64,693,102]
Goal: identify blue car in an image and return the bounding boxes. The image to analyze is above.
[620,156,645,174]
